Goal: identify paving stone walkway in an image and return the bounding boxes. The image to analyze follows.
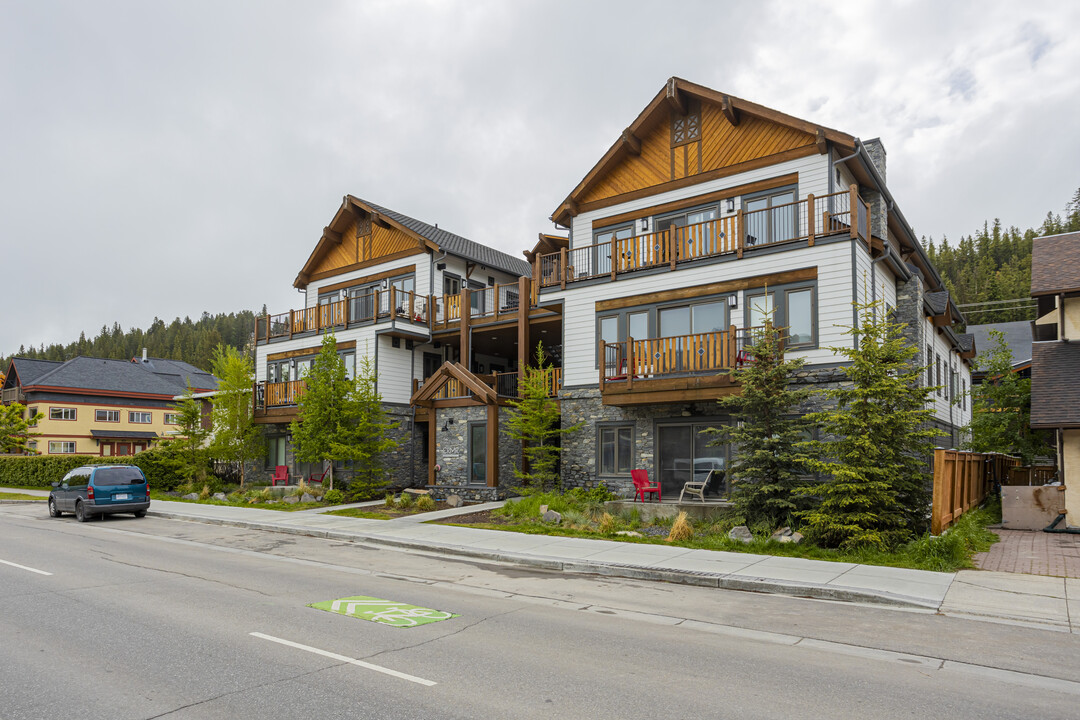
[974,529,1080,579]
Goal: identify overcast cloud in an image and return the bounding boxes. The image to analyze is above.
[2,0,1077,357]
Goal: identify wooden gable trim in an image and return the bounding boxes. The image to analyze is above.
[595,267,818,311]
[267,340,355,362]
[301,247,425,286]
[550,77,856,226]
[317,265,417,295]
[593,173,798,230]
[572,145,818,220]
[410,362,497,407]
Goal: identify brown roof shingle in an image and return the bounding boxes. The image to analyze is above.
[1031,231,1080,296]
[1031,341,1080,428]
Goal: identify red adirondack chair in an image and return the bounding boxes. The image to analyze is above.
[307,466,330,487]
[632,469,660,503]
[270,465,290,486]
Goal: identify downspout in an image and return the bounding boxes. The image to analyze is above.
[409,343,417,487]
[834,142,865,338]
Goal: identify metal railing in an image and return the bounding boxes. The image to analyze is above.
[538,187,871,288]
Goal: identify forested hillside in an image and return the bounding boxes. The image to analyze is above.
[925,189,1079,327]
[2,310,262,373]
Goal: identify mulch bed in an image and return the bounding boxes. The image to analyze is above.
[352,501,478,519]
[435,509,511,525]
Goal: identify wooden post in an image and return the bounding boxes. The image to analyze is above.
[264,313,270,343]
[518,276,531,373]
[559,247,567,290]
[610,242,617,281]
[737,208,745,259]
[626,337,634,390]
[391,287,398,321]
[486,401,499,488]
[408,291,415,322]
[807,194,816,246]
[669,228,677,270]
[849,184,858,240]
[460,288,470,370]
[289,310,294,339]
[374,289,380,321]
[429,294,436,330]
[931,448,946,535]
[598,339,607,385]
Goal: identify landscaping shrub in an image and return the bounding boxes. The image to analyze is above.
[0,447,191,491]
[416,495,436,512]
[667,511,693,542]
[397,492,414,509]
[323,489,344,505]
[384,492,395,508]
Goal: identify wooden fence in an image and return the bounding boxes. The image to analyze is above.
[931,449,1019,534]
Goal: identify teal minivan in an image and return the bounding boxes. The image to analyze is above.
[49,465,151,522]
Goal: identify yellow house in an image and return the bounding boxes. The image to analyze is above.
[1,353,217,457]
[1030,230,1080,526]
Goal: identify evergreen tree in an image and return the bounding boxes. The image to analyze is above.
[208,344,262,487]
[797,295,939,550]
[0,403,43,454]
[707,320,814,530]
[290,335,397,495]
[504,343,582,493]
[171,386,210,483]
[965,330,1051,464]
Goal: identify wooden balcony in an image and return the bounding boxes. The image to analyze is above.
[255,288,430,345]
[599,326,760,406]
[536,187,871,289]
[253,380,305,422]
[1,387,25,405]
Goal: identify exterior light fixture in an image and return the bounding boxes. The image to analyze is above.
[728,294,738,308]
[726,198,736,213]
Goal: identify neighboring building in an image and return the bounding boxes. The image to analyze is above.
[1030,230,1080,526]
[1,352,218,457]
[967,320,1033,382]
[252,77,974,499]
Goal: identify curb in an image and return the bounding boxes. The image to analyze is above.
[147,509,942,611]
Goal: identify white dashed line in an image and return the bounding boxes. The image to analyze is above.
[0,558,52,576]
[250,632,437,686]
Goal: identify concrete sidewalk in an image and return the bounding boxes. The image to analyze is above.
[5,487,1076,631]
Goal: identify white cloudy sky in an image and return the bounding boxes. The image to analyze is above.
[2,0,1077,357]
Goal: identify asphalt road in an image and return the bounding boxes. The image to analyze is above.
[2,502,1079,720]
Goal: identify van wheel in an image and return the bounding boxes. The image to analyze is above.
[48,498,62,518]
[75,501,90,522]
[133,510,146,518]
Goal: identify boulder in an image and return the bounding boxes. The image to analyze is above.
[212,493,227,501]
[539,504,549,515]
[789,532,804,544]
[615,530,643,538]
[445,494,464,508]
[770,527,793,542]
[301,493,316,503]
[283,495,300,504]
[541,510,562,524]
[728,525,753,544]
[183,493,199,501]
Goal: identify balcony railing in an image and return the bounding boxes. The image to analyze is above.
[538,187,871,288]
[601,326,764,385]
[431,283,529,330]
[256,288,429,344]
[1,387,25,404]
[255,380,306,410]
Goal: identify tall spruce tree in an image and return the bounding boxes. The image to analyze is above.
[708,320,814,530]
[504,343,581,493]
[797,296,939,549]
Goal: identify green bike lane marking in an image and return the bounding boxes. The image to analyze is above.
[309,595,459,628]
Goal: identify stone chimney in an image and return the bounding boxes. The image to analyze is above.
[862,138,887,183]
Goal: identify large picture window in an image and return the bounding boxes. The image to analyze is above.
[50,407,77,421]
[49,441,77,454]
[96,409,120,423]
[745,283,816,348]
[129,411,152,424]
[598,425,633,476]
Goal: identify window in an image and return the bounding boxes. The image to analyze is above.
[926,345,933,387]
[746,284,817,347]
[50,407,76,421]
[27,441,37,454]
[341,352,356,380]
[469,422,487,485]
[656,204,720,257]
[628,311,648,341]
[590,225,633,276]
[935,355,941,396]
[598,426,633,476]
[49,441,77,454]
[164,413,179,425]
[962,379,967,410]
[267,436,287,468]
[267,359,291,384]
[744,187,797,246]
[28,407,38,427]
[129,411,152,424]
[96,410,120,423]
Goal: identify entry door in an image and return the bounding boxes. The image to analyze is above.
[469,423,487,485]
[423,352,442,379]
[656,423,728,498]
[115,443,131,456]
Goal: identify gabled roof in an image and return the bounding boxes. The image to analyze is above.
[1031,341,1080,428]
[1031,231,1080,296]
[924,291,950,316]
[410,362,497,407]
[21,356,217,397]
[967,321,1033,367]
[3,357,64,389]
[550,76,857,226]
[294,195,530,288]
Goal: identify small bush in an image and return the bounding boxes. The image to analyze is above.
[666,512,693,542]
[293,481,312,497]
[397,492,414,509]
[323,489,344,505]
[598,512,617,534]
[199,484,211,501]
[416,495,436,512]
[384,492,395,508]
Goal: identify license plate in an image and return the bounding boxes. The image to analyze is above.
[115,493,130,501]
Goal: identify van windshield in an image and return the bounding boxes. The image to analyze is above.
[94,468,146,486]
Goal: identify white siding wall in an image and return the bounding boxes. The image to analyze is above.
[305,254,431,308]
[923,317,971,431]
[548,239,857,388]
[570,154,832,245]
[376,334,416,405]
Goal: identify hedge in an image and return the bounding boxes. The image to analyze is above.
[0,448,201,491]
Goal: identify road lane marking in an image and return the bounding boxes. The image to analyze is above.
[249,632,436,686]
[0,558,52,576]
[310,595,458,627]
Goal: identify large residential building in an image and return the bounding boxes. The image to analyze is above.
[2,353,217,457]
[252,77,974,499]
[1030,230,1080,526]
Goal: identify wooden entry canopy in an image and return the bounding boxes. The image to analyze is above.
[411,363,499,489]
